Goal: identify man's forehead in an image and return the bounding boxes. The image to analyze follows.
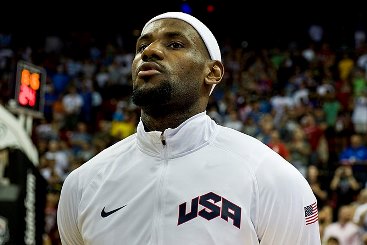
[141,18,196,36]
[141,12,221,62]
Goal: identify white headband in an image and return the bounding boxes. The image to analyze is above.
[142,12,222,94]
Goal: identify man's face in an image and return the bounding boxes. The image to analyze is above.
[131,18,209,115]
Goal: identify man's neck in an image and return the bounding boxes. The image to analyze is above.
[141,110,204,132]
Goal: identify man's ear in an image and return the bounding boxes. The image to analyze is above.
[205,60,224,86]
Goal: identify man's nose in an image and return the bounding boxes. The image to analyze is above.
[142,42,164,61]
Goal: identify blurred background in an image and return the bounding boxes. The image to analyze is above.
[1,1,367,244]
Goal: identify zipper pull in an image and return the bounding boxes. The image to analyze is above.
[160,132,166,146]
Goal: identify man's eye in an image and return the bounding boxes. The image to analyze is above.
[168,42,183,49]
[137,44,148,52]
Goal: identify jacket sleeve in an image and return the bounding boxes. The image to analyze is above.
[255,152,321,245]
[57,169,84,245]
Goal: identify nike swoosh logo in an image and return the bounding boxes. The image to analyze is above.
[101,205,126,218]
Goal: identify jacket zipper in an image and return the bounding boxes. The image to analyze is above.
[160,132,166,145]
[154,132,168,245]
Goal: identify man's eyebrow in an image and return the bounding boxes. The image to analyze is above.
[137,33,151,43]
[137,31,187,42]
[164,31,186,39]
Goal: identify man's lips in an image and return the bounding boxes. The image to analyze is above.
[137,62,162,77]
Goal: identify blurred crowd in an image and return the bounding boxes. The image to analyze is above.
[1,23,367,244]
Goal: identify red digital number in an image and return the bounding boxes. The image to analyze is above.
[18,69,38,107]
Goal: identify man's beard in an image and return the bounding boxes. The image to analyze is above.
[132,81,173,115]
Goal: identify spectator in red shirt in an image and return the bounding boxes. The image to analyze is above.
[267,129,290,161]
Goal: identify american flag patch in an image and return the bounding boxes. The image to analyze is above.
[304,202,318,225]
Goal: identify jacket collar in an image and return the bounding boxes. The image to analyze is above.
[136,111,218,158]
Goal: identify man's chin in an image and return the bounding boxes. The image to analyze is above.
[132,82,172,107]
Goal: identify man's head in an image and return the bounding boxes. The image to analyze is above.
[142,12,222,66]
[131,12,224,118]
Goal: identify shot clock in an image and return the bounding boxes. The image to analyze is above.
[14,61,46,114]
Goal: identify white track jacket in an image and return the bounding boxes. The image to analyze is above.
[57,112,321,245]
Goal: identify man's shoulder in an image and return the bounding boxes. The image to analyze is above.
[355,203,367,214]
[88,133,137,164]
[214,125,313,196]
[214,125,269,153]
[210,125,278,171]
[67,134,137,180]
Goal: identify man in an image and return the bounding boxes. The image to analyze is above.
[323,205,362,245]
[57,12,321,244]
